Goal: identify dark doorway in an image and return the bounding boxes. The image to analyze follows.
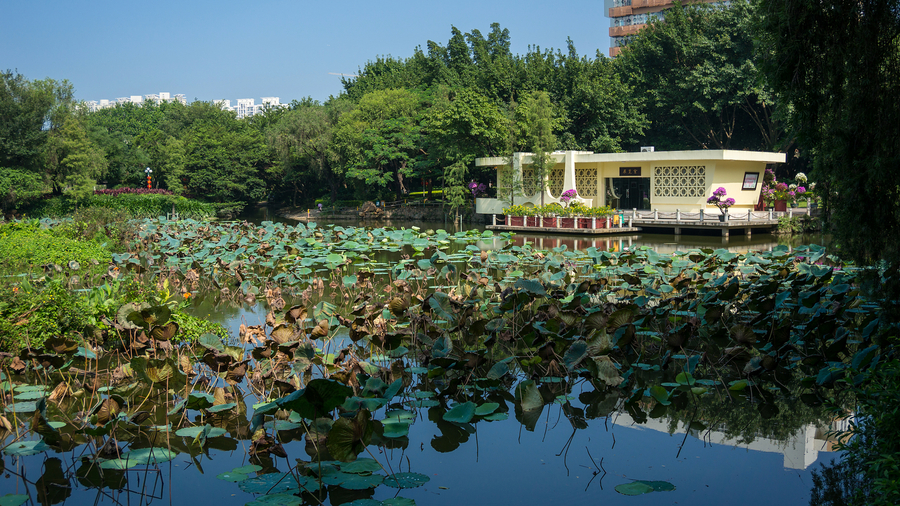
[610,178,651,210]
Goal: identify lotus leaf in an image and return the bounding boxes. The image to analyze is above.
[99,447,177,469]
[442,402,476,424]
[3,440,50,456]
[340,458,383,474]
[327,409,373,462]
[382,472,430,489]
[238,473,304,494]
[277,378,353,419]
[245,494,304,506]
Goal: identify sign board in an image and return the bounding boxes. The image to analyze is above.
[619,167,641,177]
[742,172,760,190]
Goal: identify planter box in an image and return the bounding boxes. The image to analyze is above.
[509,216,525,227]
[774,200,787,212]
[526,216,539,227]
[543,217,558,228]
[577,218,593,229]
[560,217,575,228]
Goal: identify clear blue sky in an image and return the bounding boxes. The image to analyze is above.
[2,0,612,104]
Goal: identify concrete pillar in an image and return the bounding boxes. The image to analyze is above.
[492,214,496,226]
[769,209,774,220]
[654,209,658,220]
[700,209,705,222]
[592,217,596,229]
[676,209,681,222]
[563,151,577,194]
[722,227,729,238]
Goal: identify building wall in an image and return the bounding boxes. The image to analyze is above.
[475,150,783,214]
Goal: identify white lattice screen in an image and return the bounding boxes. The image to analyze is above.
[575,167,598,197]
[548,167,564,197]
[652,166,706,198]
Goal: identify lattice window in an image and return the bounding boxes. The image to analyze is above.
[653,165,706,198]
[575,167,598,197]
[522,167,538,197]
[548,167,564,197]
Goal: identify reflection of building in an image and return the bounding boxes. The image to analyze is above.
[606,0,720,56]
[615,410,852,470]
[475,149,785,215]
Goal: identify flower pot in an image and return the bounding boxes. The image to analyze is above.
[509,216,524,227]
[560,217,575,228]
[543,217,557,228]
[774,200,787,212]
[718,214,727,222]
[526,216,539,227]
[790,202,798,208]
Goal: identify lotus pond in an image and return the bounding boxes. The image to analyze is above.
[1,218,865,506]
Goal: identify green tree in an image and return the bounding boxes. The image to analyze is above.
[43,116,108,203]
[519,91,557,206]
[616,1,783,151]
[333,89,425,199]
[758,0,900,265]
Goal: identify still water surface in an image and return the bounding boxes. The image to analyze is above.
[0,213,838,506]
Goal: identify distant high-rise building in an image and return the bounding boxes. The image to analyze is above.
[214,97,287,119]
[607,0,719,56]
[84,91,187,112]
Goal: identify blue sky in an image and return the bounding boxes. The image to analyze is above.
[2,0,612,104]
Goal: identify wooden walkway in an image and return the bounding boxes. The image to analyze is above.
[488,208,818,237]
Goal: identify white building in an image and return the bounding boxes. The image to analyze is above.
[85,91,187,112]
[215,96,287,119]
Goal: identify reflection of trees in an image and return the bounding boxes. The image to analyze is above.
[809,459,867,506]
[660,377,850,444]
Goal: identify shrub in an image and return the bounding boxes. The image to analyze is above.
[0,278,93,351]
[0,221,112,272]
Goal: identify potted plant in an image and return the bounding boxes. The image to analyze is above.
[541,203,563,228]
[502,205,528,226]
[707,187,735,221]
[558,189,578,228]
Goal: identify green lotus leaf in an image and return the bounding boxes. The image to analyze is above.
[216,471,249,482]
[340,458,383,474]
[245,494,304,506]
[3,440,50,456]
[475,403,500,416]
[0,494,29,506]
[238,473,302,494]
[175,425,227,438]
[338,473,383,490]
[232,464,263,474]
[185,391,215,410]
[615,482,655,495]
[207,402,237,413]
[382,498,416,506]
[442,402,476,424]
[198,333,225,353]
[382,472,430,489]
[277,378,353,420]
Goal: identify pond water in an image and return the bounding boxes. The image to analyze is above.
[0,216,841,506]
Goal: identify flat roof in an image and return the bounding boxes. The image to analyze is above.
[475,149,786,166]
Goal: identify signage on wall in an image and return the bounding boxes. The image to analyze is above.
[619,167,641,177]
[742,172,760,190]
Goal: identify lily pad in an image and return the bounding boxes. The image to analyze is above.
[442,402,476,424]
[3,440,50,456]
[216,471,249,482]
[175,425,227,438]
[0,495,29,506]
[382,472,430,489]
[340,458,383,474]
[239,473,302,494]
[615,480,675,495]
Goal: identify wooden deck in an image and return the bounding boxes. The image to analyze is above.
[488,208,818,237]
